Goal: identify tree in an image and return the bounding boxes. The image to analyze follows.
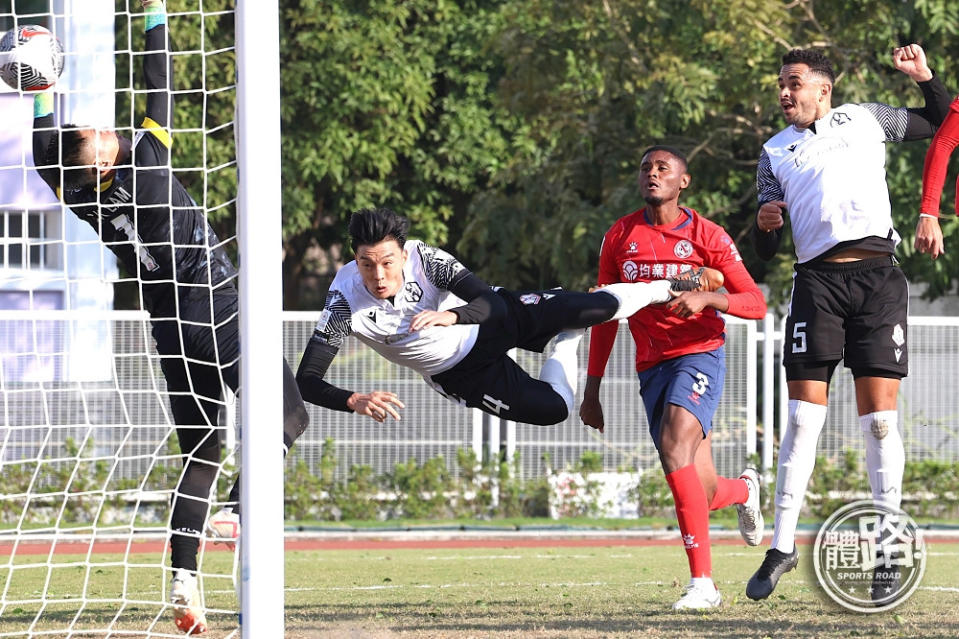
[277,0,517,308]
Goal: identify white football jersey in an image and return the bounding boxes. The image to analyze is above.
[758,102,908,263]
[314,240,479,377]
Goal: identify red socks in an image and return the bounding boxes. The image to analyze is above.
[665,464,711,578]
[708,476,748,511]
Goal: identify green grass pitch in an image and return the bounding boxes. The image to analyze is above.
[1,542,958,637]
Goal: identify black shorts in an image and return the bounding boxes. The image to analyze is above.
[427,289,574,426]
[783,256,908,380]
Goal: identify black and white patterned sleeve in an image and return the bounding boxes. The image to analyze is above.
[417,244,470,290]
[313,289,353,348]
[861,103,910,142]
[757,150,784,205]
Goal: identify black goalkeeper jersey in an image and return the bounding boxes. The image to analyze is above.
[32,23,237,318]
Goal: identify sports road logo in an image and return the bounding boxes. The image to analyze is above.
[813,500,926,613]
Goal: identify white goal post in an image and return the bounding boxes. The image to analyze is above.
[235,0,284,637]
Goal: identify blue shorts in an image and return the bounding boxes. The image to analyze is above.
[637,347,726,448]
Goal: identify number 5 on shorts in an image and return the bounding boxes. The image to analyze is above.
[792,321,807,354]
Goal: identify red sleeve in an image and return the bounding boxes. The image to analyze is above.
[586,226,622,378]
[920,97,959,217]
[586,320,618,378]
[720,260,767,319]
[704,225,767,320]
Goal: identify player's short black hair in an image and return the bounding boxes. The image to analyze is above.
[781,48,835,84]
[349,207,411,253]
[640,145,688,172]
[47,125,98,189]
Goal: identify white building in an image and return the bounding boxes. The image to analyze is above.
[0,1,118,381]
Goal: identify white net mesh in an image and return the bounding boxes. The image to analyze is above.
[0,2,240,637]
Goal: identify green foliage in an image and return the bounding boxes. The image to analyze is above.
[263,0,959,307]
[7,439,959,525]
[631,469,674,519]
[277,0,516,307]
[388,456,453,519]
[808,450,867,517]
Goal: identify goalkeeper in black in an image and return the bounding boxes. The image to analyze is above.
[30,1,307,634]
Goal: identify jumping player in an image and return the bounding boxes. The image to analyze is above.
[295,207,720,426]
[749,45,949,602]
[580,146,767,610]
[30,1,308,633]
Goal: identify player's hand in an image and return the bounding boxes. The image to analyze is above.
[409,310,457,332]
[892,44,933,82]
[915,216,945,259]
[579,396,605,434]
[666,291,713,318]
[756,201,787,232]
[347,390,405,423]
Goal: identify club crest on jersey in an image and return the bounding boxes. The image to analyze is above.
[404,282,423,302]
[673,240,694,259]
[519,293,541,305]
[621,260,639,281]
[831,111,851,127]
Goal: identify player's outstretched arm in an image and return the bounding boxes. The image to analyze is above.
[892,44,932,83]
[886,44,951,139]
[295,333,355,412]
[346,390,405,423]
[295,331,406,421]
[141,0,173,133]
[31,92,60,191]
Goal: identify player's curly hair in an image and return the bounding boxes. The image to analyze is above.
[349,207,410,253]
[45,125,98,190]
[641,145,688,172]
[782,48,835,84]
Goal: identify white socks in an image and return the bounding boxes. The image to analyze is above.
[772,399,827,553]
[539,329,585,414]
[600,280,672,321]
[860,410,904,512]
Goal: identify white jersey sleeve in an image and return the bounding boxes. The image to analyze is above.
[861,102,910,142]
[416,243,468,290]
[757,149,785,205]
[313,288,354,348]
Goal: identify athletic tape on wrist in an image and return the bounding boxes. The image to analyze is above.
[144,5,167,31]
[34,92,54,118]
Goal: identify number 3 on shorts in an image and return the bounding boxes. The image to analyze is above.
[692,372,709,395]
[792,321,807,354]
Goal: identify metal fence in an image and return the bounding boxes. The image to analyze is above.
[1,311,957,484]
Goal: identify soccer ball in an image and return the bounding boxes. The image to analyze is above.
[0,25,64,91]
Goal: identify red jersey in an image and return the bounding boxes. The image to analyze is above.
[920,96,959,217]
[587,207,766,375]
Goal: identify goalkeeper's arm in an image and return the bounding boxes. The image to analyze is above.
[31,93,60,192]
[141,0,173,139]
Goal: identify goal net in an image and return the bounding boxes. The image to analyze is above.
[0,1,245,636]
